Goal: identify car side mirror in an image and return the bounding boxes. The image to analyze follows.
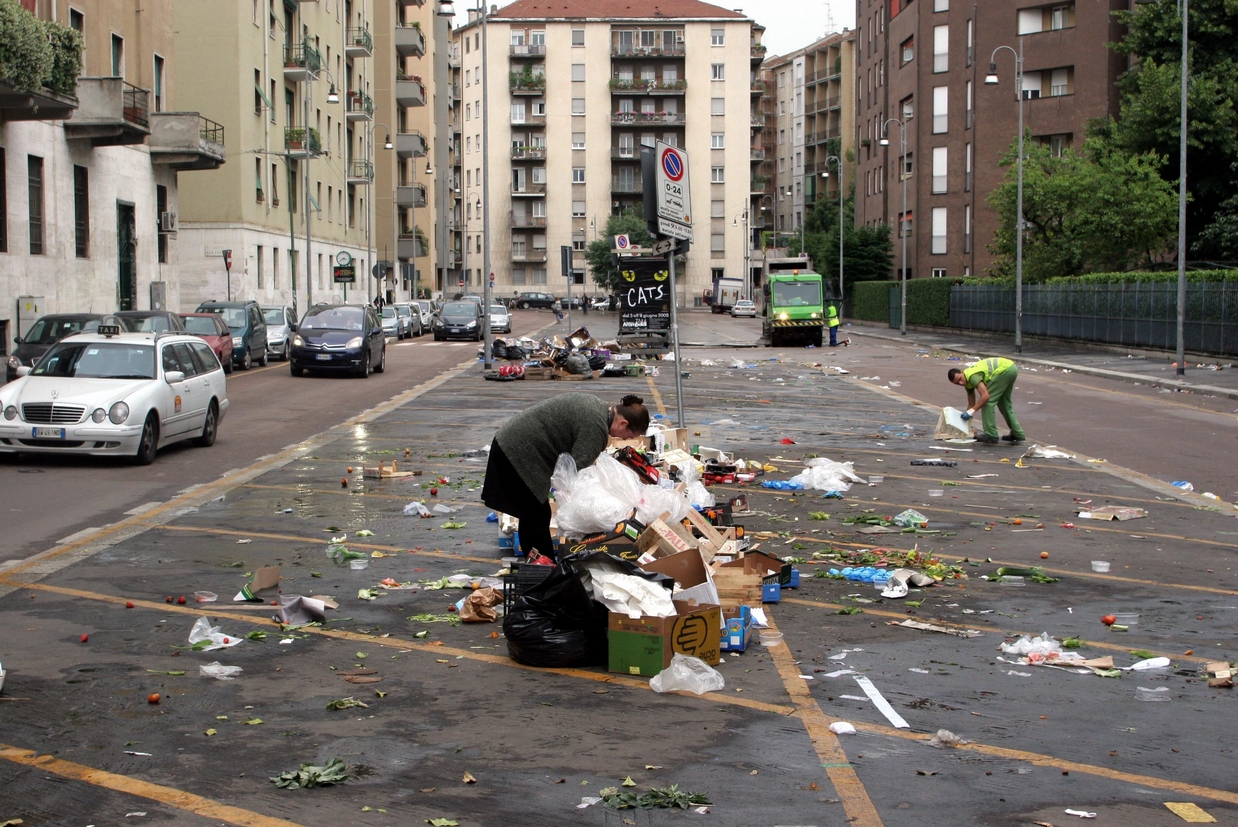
[165,370,185,383]
[289,323,297,332]
[16,365,31,377]
[13,336,22,345]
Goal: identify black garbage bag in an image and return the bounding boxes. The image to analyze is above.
[587,353,608,371]
[505,345,527,361]
[491,340,510,360]
[564,352,592,375]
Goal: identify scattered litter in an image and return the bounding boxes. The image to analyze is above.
[1206,661,1233,688]
[935,407,976,440]
[1171,481,1195,492]
[929,445,972,451]
[879,568,936,599]
[1078,506,1148,521]
[270,758,350,789]
[187,617,243,651]
[124,813,147,818]
[911,459,957,467]
[124,751,153,757]
[1124,657,1170,671]
[233,566,280,602]
[1064,809,1097,818]
[889,619,982,638]
[853,675,909,729]
[457,588,504,623]
[1022,445,1075,459]
[235,539,252,545]
[925,729,968,748]
[828,722,857,735]
[650,655,726,695]
[892,509,929,529]
[1164,802,1217,822]
[599,784,711,810]
[403,501,432,517]
[432,504,460,514]
[1006,670,1032,677]
[325,697,368,710]
[199,662,243,681]
[577,797,603,809]
[823,669,856,678]
[966,474,1000,478]
[275,596,328,627]
[787,457,866,492]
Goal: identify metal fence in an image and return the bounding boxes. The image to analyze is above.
[951,282,1238,356]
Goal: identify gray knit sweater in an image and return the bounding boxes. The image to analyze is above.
[493,392,610,502]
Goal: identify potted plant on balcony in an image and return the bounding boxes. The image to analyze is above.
[285,127,307,151]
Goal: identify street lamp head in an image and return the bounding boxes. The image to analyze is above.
[438,0,455,14]
[425,160,433,175]
[821,171,829,178]
[326,84,340,104]
[383,135,393,150]
[878,137,890,147]
[984,63,1000,85]
[732,218,738,227]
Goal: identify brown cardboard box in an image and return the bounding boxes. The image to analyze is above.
[636,518,699,560]
[641,549,720,608]
[711,553,781,610]
[607,600,723,675]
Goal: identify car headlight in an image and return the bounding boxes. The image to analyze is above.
[346,337,364,349]
[465,321,477,329]
[232,336,243,346]
[3,405,16,421]
[108,401,130,425]
[91,408,107,423]
[778,312,789,321]
[292,335,304,347]
[6,355,20,369]
[810,312,819,318]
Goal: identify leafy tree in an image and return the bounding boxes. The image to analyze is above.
[1105,0,1238,257]
[985,137,1178,281]
[584,208,654,293]
[786,177,893,293]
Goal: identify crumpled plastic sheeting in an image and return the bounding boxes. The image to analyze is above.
[1023,444,1075,459]
[999,632,1063,657]
[586,569,676,618]
[680,460,715,509]
[553,452,691,537]
[789,457,866,492]
[199,662,243,680]
[188,617,243,651]
[649,654,726,695]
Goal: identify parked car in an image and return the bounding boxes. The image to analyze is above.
[514,291,556,310]
[6,313,102,383]
[433,301,483,341]
[0,322,229,465]
[489,304,512,334]
[380,306,402,339]
[114,310,186,333]
[395,303,422,338]
[195,300,268,371]
[262,305,296,361]
[413,300,435,329]
[591,295,611,311]
[289,304,386,378]
[180,313,235,373]
[730,299,758,318]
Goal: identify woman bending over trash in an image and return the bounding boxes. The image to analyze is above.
[482,393,650,559]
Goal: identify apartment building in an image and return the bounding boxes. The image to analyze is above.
[761,31,857,249]
[173,0,408,314]
[450,0,767,302]
[1,0,224,346]
[854,0,1126,280]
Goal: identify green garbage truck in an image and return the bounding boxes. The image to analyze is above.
[760,261,826,347]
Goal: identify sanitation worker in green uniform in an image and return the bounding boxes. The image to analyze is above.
[947,357,1025,445]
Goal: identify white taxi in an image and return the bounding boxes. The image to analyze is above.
[0,323,229,465]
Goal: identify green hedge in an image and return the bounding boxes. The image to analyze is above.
[0,0,83,96]
[966,269,1238,287]
[905,278,954,327]
[851,281,892,322]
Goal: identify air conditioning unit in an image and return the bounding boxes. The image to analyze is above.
[159,211,177,233]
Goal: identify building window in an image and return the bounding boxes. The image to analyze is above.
[965,142,972,191]
[532,200,547,218]
[572,167,585,183]
[964,204,972,253]
[711,133,725,149]
[711,63,724,81]
[531,30,545,46]
[901,152,913,179]
[27,155,44,255]
[572,132,585,149]
[932,267,947,278]
[73,165,89,258]
[1049,68,1071,96]
[934,0,948,10]
[533,267,547,285]
[899,209,913,238]
[153,54,165,111]
[966,18,973,66]
[572,97,585,115]
[572,200,585,217]
[932,147,947,194]
[932,25,948,73]
[711,166,725,183]
[532,167,547,184]
[572,28,584,46]
[900,36,914,65]
[1048,134,1071,157]
[571,63,585,82]
[155,184,167,262]
[711,97,725,115]
[256,246,264,289]
[932,86,948,133]
[966,80,973,128]
[1051,4,1074,30]
[901,95,913,121]
[711,28,724,46]
[931,207,947,254]
[711,199,724,218]
[69,7,83,31]
[711,233,724,256]
[111,34,124,76]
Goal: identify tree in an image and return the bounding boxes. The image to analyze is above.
[786,177,893,294]
[1105,0,1238,257]
[583,208,654,293]
[985,137,1178,281]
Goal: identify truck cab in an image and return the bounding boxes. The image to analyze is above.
[761,269,826,347]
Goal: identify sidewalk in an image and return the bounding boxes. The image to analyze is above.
[846,320,1238,399]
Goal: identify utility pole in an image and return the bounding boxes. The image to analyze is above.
[480,0,493,370]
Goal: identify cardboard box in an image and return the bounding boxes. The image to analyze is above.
[720,606,757,652]
[651,427,689,454]
[561,524,641,562]
[641,548,720,608]
[636,518,699,560]
[608,600,723,676]
[712,553,784,609]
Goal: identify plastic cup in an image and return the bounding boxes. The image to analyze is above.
[1114,612,1139,625]
[1091,560,1111,573]
[759,630,784,647]
[349,558,369,571]
[1135,686,1171,702]
[929,489,944,497]
[194,591,218,603]
[869,475,884,485]
[997,575,1025,586]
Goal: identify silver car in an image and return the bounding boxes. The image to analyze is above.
[414,300,434,329]
[262,305,296,361]
[380,306,401,339]
[489,304,512,334]
[395,303,422,338]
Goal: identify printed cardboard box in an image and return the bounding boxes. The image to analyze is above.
[608,600,723,676]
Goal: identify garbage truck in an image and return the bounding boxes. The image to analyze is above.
[760,262,826,347]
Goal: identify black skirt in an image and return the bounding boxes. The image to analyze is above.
[481,439,543,515]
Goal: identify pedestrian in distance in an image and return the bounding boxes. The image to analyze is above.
[948,357,1026,445]
[481,393,650,559]
[581,294,589,316]
[552,298,565,322]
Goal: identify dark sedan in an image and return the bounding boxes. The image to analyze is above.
[114,310,186,333]
[433,301,483,341]
[6,313,102,383]
[513,291,556,309]
[289,304,387,378]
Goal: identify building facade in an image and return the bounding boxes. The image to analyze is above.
[173,0,402,316]
[450,0,766,304]
[854,0,1126,280]
[1,0,224,347]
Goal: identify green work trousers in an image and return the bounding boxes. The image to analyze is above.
[979,365,1025,440]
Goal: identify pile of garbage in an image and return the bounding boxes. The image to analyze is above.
[484,327,619,381]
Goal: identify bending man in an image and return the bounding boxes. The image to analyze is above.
[482,393,650,558]
[947,357,1025,445]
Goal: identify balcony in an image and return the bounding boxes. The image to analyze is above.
[750,115,764,129]
[395,183,427,207]
[283,42,323,82]
[395,24,426,58]
[512,250,549,263]
[0,78,77,122]
[511,183,547,197]
[610,147,639,161]
[346,27,373,58]
[510,43,546,58]
[511,145,547,161]
[750,175,768,194]
[397,0,424,5]
[148,112,225,171]
[63,78,150,146]
[398,233,428,259]
[610,43,685,59]
[395,75,426,107]
[345,91,374,121]
[283,126,322,158]
[511,213,548,229]
[396,130,428,157]
[751,43,767,61]
[611,111,685,127]
[509,73,546,95]
[510,112,546,127]
[749,147,765,162]
[347,160,374,186]
[611,179,642,194]
[451,83,460,100]
[750,80,767,95]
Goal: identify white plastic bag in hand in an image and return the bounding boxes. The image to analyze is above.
[649,654,726,695]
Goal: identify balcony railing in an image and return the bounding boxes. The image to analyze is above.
[611,147,639,160]
[611,43,685,58]
[348,159,374,185]
[511,183,547,196]
[751,44,767,59]
[511,213,548,229]
[750,115,764,129]
[611,180,642,193]
[345,91,374,121]
[283,41,323,81]
[510,43,546,57]
[284,126,322,157]
[395,183,427,207]
[509,73,547,94]
[395,74,427,107]
[397,130,427,157]
[512,250,549,262]
[511,146,547,160]
[510,112,546,126]
[149,112,226,170]
[346,27,373,58]
[649,78,687,93]
[750,147,766,161]
[750,80,767,94]
[611,111,685,126]
[395,24,426,58]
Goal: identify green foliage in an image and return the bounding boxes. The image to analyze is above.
[44,21,83,96]
[986,137,1178,281]
[786,176,893,294]
[1104,1,1238,257]
[851,281,893,322]
[906,278,954,327]
[0,0,53,93]
[1043,269,1238,285]
[583,208,654,292]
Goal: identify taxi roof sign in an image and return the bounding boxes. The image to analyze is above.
[98,324,121,337]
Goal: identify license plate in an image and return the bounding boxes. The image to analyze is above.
[449,328,461,333]
[33,427,65,439]
[315,354,332,361]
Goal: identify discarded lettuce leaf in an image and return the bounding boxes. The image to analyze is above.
[270,758,350,789]
[440,521,467,530]
[325,697,368,710]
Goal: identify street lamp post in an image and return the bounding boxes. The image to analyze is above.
[733,206,750,303]
[437,1,456,299]
[822,155,844,318]
[371,122,394,305]
[985,41,1026,353]
[475,0,493,370]
[879,118,908,335]
[302,70,340,311]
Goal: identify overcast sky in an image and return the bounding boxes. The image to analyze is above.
[453,0,857,58]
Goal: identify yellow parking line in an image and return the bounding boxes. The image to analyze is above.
[0,743,307,827]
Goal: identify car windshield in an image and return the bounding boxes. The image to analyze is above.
[202,307,247,330]
[381,307,397,320]
[23,318,92,344]
[118,315,172,332]
[301,306,366,330]
[262,308,286,324]
[490,306,506,314]
[441,302,475,315]
[416,301,431,312]
[771,281,822,307]
[182,316,221,335]
[396,306,410,317]
[32,342,156,379]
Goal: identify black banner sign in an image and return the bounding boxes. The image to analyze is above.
[618,257,671,336]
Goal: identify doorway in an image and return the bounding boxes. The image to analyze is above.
[117,202,137,310]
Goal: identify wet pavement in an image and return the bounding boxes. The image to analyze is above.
[1,312,1236,826]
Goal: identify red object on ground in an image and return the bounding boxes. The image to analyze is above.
[125,601,135,609]
[80,634,88,643]
[780,438,795,444]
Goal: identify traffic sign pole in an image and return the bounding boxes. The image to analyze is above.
[667,240,685,428]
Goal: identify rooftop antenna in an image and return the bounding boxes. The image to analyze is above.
[825,6,836,34]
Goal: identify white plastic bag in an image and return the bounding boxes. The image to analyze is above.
[680,461,715,509]
[999,632,1062,657]
[829,721,857,735]
[199,662,243,680]
[789,457,865,492]
[550,453,579,498]
[634,483,691,525]
[403,501,431,517]
[554,453,643,537]
[187,617,243,651]
[649,654,726,695]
